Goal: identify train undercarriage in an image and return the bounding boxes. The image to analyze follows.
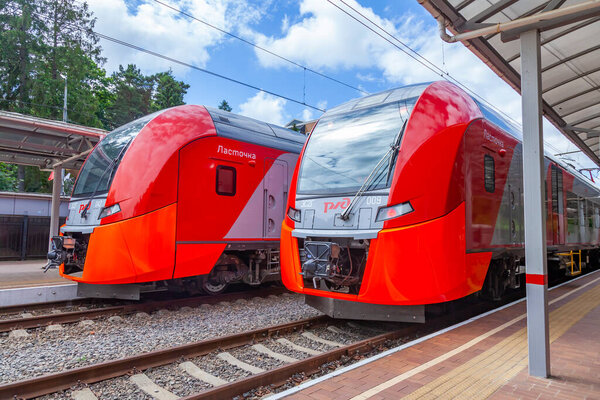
[296,235,600,322]
[48,234,283,299]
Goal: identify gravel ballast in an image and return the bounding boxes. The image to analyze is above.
[0,292,320,384]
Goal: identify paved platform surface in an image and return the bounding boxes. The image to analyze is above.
[280,270,600,400]
[0,260,69,289]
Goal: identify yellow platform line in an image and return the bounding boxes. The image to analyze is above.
[402,283,600,400]
[348,274,600,400]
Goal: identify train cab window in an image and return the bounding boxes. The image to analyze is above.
[484,154,495,193]
[216,166,236,196]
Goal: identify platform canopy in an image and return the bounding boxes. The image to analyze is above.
[0,111,106,170]
[419,0,600,166]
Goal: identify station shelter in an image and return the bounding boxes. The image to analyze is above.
[419,0,600,377]
[0,111,106,254]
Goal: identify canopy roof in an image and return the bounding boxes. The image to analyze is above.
[0,111,106,170]
[420,0,600,165]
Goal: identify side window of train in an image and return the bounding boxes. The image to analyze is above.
[216,165,236,196]
[566,192,578,226]
[484,154,495,193]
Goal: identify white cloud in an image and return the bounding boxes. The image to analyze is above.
[238,91,288,126]
[301,108,313,121]
[87,0,256,75]
[248,0,522,121]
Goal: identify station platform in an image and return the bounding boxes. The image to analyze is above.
[279,270,600,400]
[0,260,68,289]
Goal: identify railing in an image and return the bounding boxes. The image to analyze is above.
[0,215,66,260]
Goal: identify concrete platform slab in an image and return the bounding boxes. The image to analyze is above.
[0,260,70,289]
[272,270,600,400]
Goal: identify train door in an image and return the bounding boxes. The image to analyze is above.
[264,159,288,238]
[550,165,564,245]
[507,184,523,245]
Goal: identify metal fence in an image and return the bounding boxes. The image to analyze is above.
[0,215,66,260]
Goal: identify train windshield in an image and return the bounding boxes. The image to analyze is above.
[297,99,417,195]
[72,113,158,197]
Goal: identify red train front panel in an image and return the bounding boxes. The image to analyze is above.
[280,81,600,319]
[54,105,303,295]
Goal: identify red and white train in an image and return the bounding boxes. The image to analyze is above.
[280,81,600,322]
[47,105,305,298]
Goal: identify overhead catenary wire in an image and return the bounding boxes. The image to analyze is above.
[327,0,524,129]
[151,0,368,96]
[329,0,593,170]
[94,32,325,112]
[27,7,327,114]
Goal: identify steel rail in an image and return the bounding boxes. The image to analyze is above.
[181,326,422,400]
[183,295,532,399]
[0,314,330,399]
[0,286,287,332]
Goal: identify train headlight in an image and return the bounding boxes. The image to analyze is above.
[375,202,413,222]
[98,203,121,220]
[287,206,301,223]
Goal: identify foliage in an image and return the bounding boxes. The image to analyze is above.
[152,69,189,112]
[105,64,154,128]
[0,163,17,191]
[0,1,191,192]
[218,99,232,112]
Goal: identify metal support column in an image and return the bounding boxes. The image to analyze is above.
[520,29,550,378]
[49,165,62,250]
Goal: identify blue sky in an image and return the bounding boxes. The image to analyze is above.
[86,0,597,171]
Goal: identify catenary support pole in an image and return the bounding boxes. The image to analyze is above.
[520,29,550,378]
[49,165,62,251]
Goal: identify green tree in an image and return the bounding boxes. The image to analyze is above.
[0,163,18,191]
[29,0,104,127]
[0,0,46,113]
[106,64,154,128]
[152,69,189,111]
[218,99,232,112]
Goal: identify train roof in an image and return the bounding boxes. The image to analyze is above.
[325,82,431,117]
[322,81,599,190]
[205,106,305,153]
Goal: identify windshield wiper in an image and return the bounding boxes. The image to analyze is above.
[340,121,406,221]
[80,144,129,219]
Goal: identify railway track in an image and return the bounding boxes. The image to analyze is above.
[0,296,498,399]
[2,271,588,399]
[0,286,286,333]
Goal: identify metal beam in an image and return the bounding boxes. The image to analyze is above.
[436,1,600,43]
[507,16,600,64]
[423,0,600,167]
[501,7,600,42]
[463,0,518,25]
[560,102,600,119]
[542,43,600,73]
[49,165,62,251]
[543,0,568,12]
[564,125,600,136]
[521,29,550,378]
[543,65,600,93]
[550,86,600,107]
[0,138,79,155]
[568,111,600,127]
